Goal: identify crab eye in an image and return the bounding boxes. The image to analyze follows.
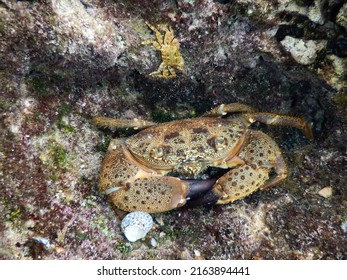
[150,147,164,159]
[215,136,227,150]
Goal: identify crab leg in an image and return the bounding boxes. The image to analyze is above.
[148,62,165,77]
[161,65,171,78]
[242,112,313,139]
[92,116,157,130]
[158,24,175,45]
[203,103,257,117]
[167,66,177,78]
[144,21,164,45]
[142,39,162,50]
[204,103,313,139]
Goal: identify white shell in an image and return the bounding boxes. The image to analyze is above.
[121,211,153,242]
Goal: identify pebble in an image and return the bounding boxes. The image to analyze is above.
[318,186,332,198]
[280,36,326,65]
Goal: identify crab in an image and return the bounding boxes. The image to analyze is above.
[142,21,184,78]
[93,103,312,213]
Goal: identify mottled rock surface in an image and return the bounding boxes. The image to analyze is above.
[0,0,346,260]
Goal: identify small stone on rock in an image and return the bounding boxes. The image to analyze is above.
[318,186,332,198]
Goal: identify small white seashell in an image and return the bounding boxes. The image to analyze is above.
[121,211,153,242]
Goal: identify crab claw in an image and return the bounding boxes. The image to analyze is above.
[184,179,219,206]
[185,179,216,200]
[186,188,221,207]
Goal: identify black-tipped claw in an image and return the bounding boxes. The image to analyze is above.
[186,189,220,207]
[184,179,220,207]
[185,179,216,199]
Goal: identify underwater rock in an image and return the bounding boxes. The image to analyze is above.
[121,212,153,242]
[280,36,327,65]
[0,0,346,260]
[336,3,347,29]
